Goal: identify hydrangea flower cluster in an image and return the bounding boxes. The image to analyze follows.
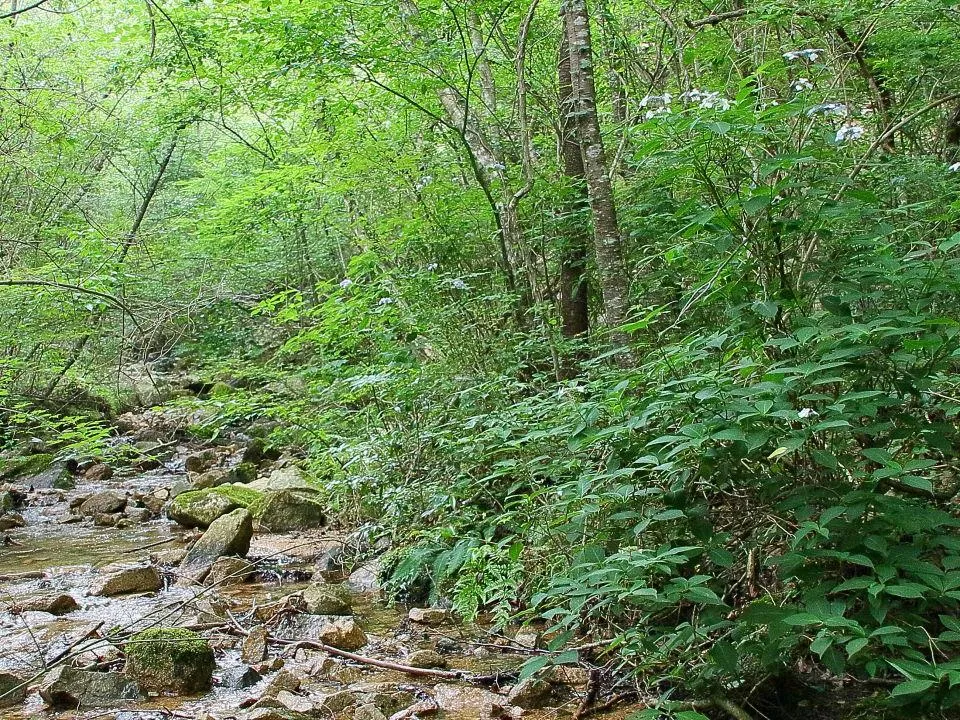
[680,89,732,111]
[783,48,824,62]
[836,122,865,143]
[792,78,813,92]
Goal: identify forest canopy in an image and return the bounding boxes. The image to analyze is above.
[3,0,960,717]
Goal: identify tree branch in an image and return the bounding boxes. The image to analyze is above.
[0,0,48,20]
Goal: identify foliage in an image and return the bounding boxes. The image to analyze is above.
[2,0,960,716]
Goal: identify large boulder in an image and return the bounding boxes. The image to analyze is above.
[39,665,143,708]
[177,508,253,584]
[79,491,126,516]
[88,563,162,597]
[251,488,325,531]
[167,486,261,529]
[124,628,215,694]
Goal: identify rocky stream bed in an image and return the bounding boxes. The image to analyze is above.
[0,410,628,720]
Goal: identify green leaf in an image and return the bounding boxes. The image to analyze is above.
[846,638,869,658]
[891,679,936,697]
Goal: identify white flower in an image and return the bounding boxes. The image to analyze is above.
[792,78,813,92]
[377,297,394,306]
[639,93,672,109]
[448,278,468,290]
[783,48,824,62]
[680,89,732,111]
[414,175,433,191]
[643,106,672,121]
[949,162,960,172]
[339,278,353,289]
[798,408,819,419]
[426,263,439,271]
[836,122,865,142]
[807,102,848,118]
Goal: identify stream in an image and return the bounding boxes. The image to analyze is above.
[0,418,627,720]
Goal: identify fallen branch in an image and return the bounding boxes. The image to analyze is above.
[684,8,747,28]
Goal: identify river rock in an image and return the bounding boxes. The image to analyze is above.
[346,562,381,593]
[242,438,267,465]
[0,512,25,530]
[506,674,555,709]
[167,489,239,529]
[94,512,129,527]
[177,508,253,584]
[125,627,215,694]
[185,448,218,473]
[16,593,79,616]
[39,665,143,708]
[301,583,352,615]
[192,468,231,490]
[88,563,162,596]
[252,488,325,531]
[219,664,262,689]
[242,625,269,663]
[0,491,17,512]
[408,607,448,626]
[276,615,366,651]
[0,672,27,708]
[355,704,388,720]
[206,556,255,586]
[407,650,446,669]
[264,669,301,696]
[230,462,258,484]
[277,690,314,713]
[249,465,310,491]
[124,506,153,522]
[83,463,114,483]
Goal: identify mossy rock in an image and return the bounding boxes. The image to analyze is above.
[124,628,214,694]
[0,453,53,480]
[228,462,257,484]
[167,485,262,529]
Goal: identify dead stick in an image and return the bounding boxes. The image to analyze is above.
[573,669,601,720]
[47,621,105,666]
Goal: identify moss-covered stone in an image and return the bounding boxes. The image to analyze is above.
[167,485,262,528]
[124,628,215,694]
[229,462,258,484]
[0,453,53,480]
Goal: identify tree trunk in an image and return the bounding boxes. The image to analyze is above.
[562,0,631,352]
[557,33,590,340]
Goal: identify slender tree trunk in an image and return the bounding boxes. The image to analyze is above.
[557,33,590,340]
[562,0,631,353]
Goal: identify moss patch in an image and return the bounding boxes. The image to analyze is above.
[0,454,53,480]
[124,627,214,694]
[212,484,262,506]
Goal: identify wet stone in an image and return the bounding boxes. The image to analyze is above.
[506,674,555,709]
[15,592,79,616]
[408,607,449,626]
[407,649,446,669]
[185,448,218,473]
[355,703,388,720]
[83,462,114,483]
[301,583,352,615]
[124,627,215,694]
[88,563,162,597]
[242,625,269,664]
[39,665,143,708]
[177,508,253,585]
[0,512,26,530]
[206,556,255,586]
[219,664,262,689]
[0,671,27,708]
[264,669,301,697]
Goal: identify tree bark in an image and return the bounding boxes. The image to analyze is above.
[557,33,590,340]
[562,0,631,352]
